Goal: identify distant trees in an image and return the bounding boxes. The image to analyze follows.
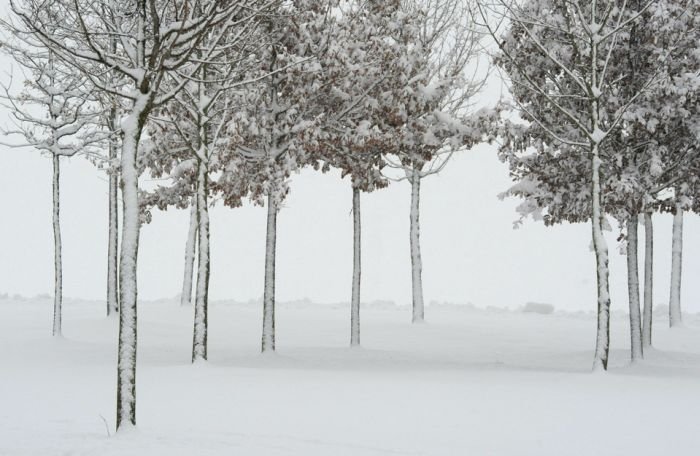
[0,12,103,336]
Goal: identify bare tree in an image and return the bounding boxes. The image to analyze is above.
[1,14,103,336]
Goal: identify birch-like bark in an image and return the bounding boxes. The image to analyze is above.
[192,158,210,362]
[116,102,146,429]
[591,149,611,371]
[642,212,653,347]
[669,206,683,328]
[52,154,62,337]
[589,12,612,370]
[410,171,425,323]
[351,187,361,347]
[181,200,198,307]
[106,103,120,316]
[626,215,643,361]
[262,194,278,353]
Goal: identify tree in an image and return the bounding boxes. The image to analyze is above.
[1,14,103,336]
[217,0,330,353]
[181,199,198,307]
[102,42,123,317]
[308,0,421,346]
[10,0,267,429]
[668,204,683,327]
[380,0,493,323]
[478,0,683,369]
[618,0,700,332]
[145,11,294,359]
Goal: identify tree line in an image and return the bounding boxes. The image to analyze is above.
[0,0,697,432]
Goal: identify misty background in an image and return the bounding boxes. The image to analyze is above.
[1,138,698,314]
[0,4,696,315]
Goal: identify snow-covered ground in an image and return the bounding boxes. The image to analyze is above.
[2,297,700,456]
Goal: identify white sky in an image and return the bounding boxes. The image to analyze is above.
[1,139,698,314]
[0,1,697,314]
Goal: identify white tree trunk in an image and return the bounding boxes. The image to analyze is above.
[591,150,611,371]
[52,155,62,337]
[669,206,683,328]
[116,106,145,429]
[262,194,278,353]
[351,187,361,347]
[106,116,119,316]
[626,215,643,361]
[410,172,425,323]
[642,212,653,348]
[181,199,198,307]
[192,159,210,362]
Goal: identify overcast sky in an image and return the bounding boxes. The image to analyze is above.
[1,137,698,314]
[0,1,697,314]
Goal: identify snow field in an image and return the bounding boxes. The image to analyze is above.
[2,298,700,455]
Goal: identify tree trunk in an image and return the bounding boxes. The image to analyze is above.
[52,155,62,337]
[642,212,653,348]
[669,206,683,328]
[181,199,198,307]
[106,114,119,316]
[591,150,611,371]
[351,187,361,347]
[410,171,425,323]
[262,194,278,353]
[116,111,144,430]
[626,215,643,361]
[192,159,210,362]
[106,37,120,317]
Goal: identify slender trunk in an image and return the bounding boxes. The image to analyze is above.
[351,187,361,347]
[181,200,198,307]
[52,155,62,337]
[626,215,643,361]
[669,206,683,328]
[588,10,611,371]
[262,194,278,353]
[591,150,611,371]
[410,171,425,323]
[192,159,210,362]
[642,212,653,348]
[106,108,120,316]
[116,113,144,430]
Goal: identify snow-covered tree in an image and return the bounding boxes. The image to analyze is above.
[10,0,267,429]
[102,45,124,318]
[146,34,264,363]
[217,0,329,353]
[0,14,103,337]
[494,0,699,358]
[617,0,700,333]
[478,0,688,370]
[307,0,425,346]
[380,0,495,323]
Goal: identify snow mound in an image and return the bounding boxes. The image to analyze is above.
[522,302,555,314]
